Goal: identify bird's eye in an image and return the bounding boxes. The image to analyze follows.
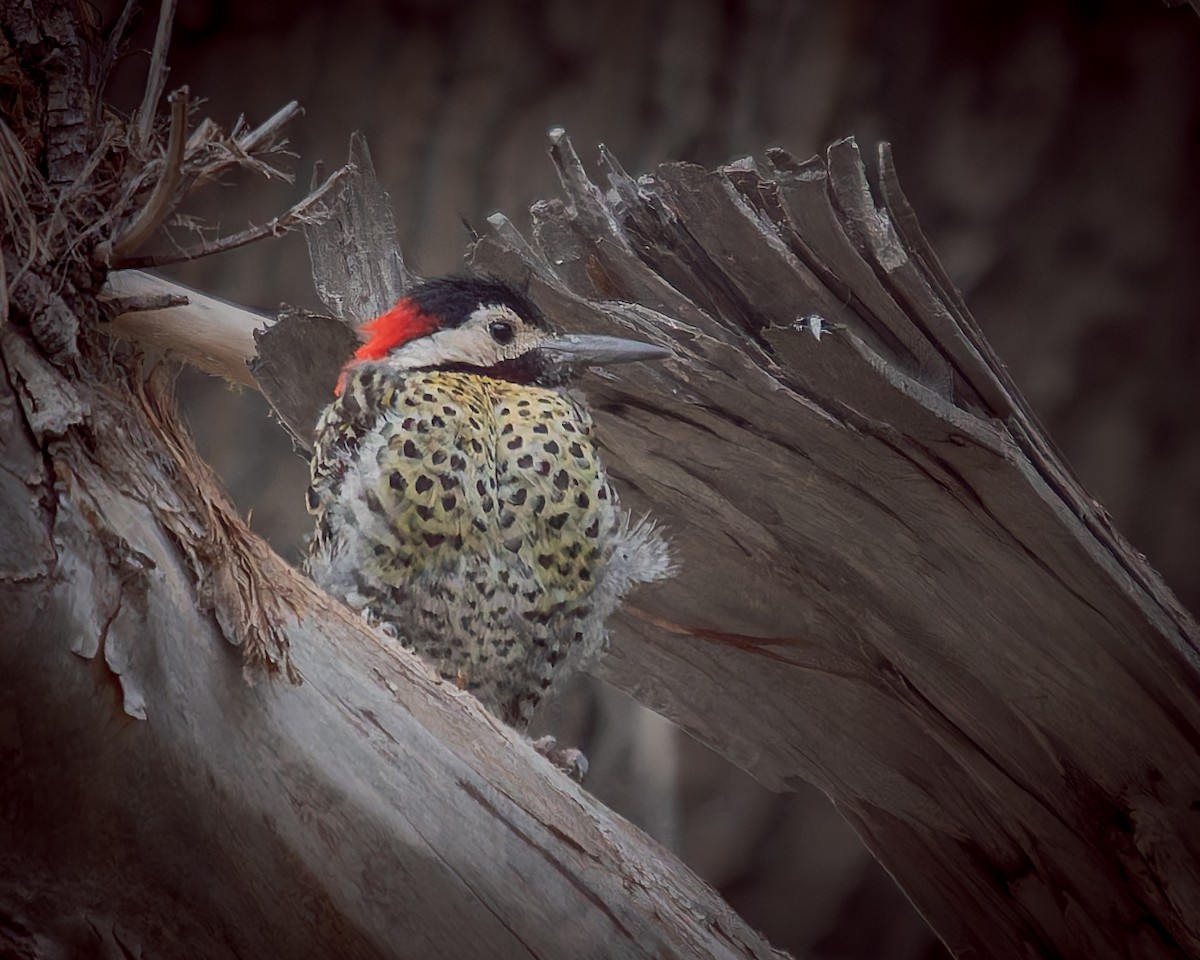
[489,320,515,344]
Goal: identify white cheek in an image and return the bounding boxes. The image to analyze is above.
[388,328,500,369]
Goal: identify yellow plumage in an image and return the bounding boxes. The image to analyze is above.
[308,367,631,724]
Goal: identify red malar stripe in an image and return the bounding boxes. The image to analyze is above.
[334,297,439,396]
[354,297,439,361]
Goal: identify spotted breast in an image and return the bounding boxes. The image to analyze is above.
[308,365,664,725]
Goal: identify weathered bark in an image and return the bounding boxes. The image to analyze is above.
[5,3,1200,959]
[472,135,1200,960]
[2,344,795,959]
[0,342,782,960]
[100,122,1200,960]
[0,5,784,959]
[465,136,1200,960]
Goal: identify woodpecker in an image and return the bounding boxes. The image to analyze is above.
[306,276,673,731]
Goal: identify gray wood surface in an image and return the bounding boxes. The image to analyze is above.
[462,134,1200,959]
[0,5,786,956]
[251,128,1200,958]
[4,0,1198,949]
[0,316,786,960]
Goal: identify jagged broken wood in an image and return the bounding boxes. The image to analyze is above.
[245,130,1200,960]
[94,125,1200,958]
[6,2,1199,951]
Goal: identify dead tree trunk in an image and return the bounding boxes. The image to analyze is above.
[0,6,783,960]
[460,137,1200,960]
[461,135,1200,960]
[4,4,1200,960]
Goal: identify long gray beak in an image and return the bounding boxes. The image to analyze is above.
[538,333,672,367]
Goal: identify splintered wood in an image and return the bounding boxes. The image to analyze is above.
[455,133,1200,960]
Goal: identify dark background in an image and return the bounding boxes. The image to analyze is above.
[104,2,1200,957]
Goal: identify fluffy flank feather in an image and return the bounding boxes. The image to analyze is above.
[604,513,675,598]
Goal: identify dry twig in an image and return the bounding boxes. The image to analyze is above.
[112,163,350,269]
[135,0,178,148]
[180,101,304,196]
[94,87,189,266]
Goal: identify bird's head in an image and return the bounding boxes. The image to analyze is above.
[337,276,670,392]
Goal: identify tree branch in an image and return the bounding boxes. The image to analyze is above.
[101,131,1200,959]
[99,270,264,387]
[3,8,793,952]
[135,0,177,148]
[95,86,188,266]
[111,162,350,269]
[181,99,305,196]
[0,337,783,957]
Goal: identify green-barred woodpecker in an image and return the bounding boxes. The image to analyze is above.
[307,276,673,746]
